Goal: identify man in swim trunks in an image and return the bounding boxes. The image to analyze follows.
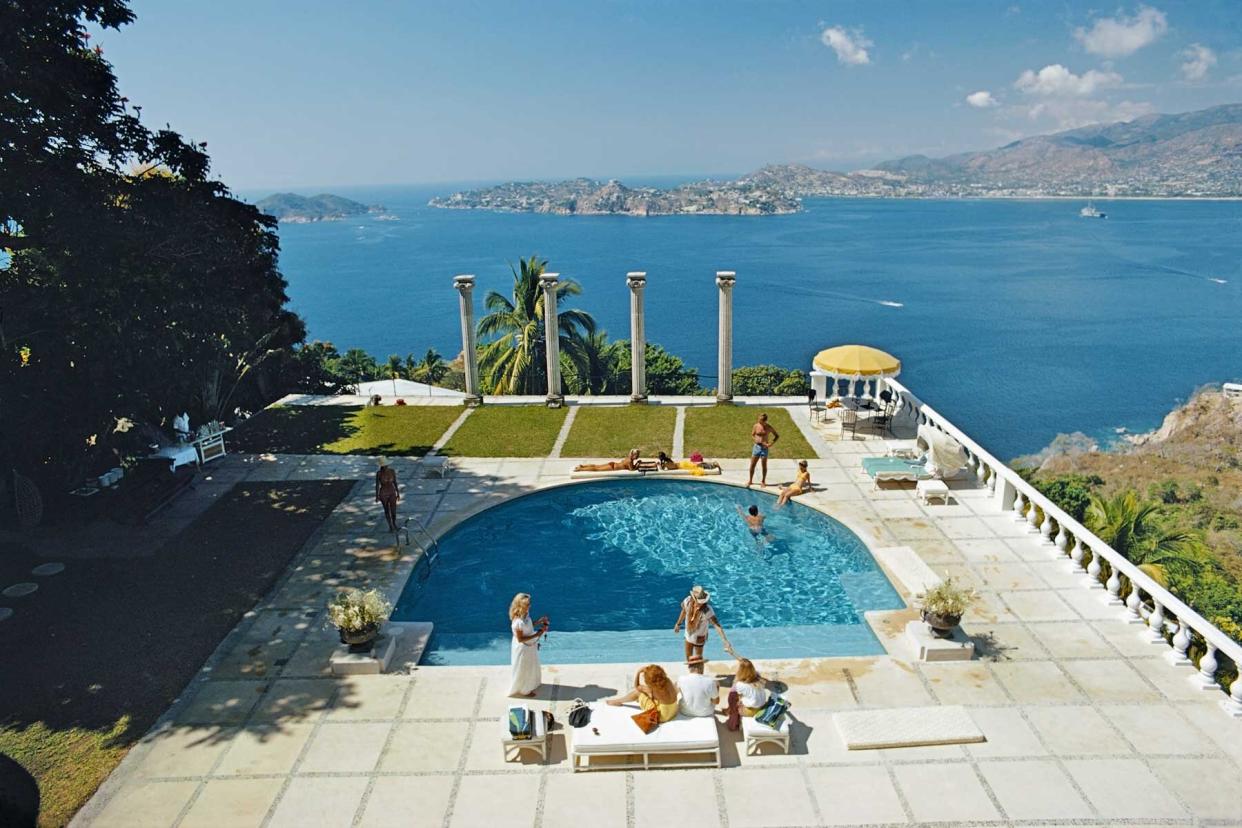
[746,413,779,487]
[736,504,766,535]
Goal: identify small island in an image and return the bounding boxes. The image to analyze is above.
[257,192,389,223]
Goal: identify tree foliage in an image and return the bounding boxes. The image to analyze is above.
[1085,490,1207,585]
[731,364,810,396]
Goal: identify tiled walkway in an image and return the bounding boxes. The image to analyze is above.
[74,408,1242,827]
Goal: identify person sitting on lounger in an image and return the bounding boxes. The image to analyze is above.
[775,460,812,508]
[605,664,681,723]
[574,448,642,472]
[732,657,771,716]
[689,452,721,470]
[654,451,678,470]
[677,656,719,718]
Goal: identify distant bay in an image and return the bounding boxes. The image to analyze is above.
[265,184,1242,459]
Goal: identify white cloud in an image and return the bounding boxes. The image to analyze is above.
[1016,98,1154,130]
[1014,64,1122,97]
[1074,6,1167,58]
[820,26,872,66]
[1179,44,1217,81]
[966,90,999,108]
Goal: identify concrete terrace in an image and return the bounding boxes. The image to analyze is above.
[74,401,1242,827]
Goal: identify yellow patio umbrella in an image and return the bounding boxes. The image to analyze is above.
[812,345,901,377]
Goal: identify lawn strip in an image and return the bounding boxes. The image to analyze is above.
[560,405,677,458]
[440,405,567,457]
[682,406,815,459]
[231,404,462,455]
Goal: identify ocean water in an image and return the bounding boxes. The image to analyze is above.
[270,185,1242,458]
[392,480,902,664]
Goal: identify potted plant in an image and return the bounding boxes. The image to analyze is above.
[327,588,392,652]
[917,577,976,638]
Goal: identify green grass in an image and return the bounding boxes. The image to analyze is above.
[231,404,463,455]
[440,406,568,457]
[0,719,130,828]
[561,405,677,458]
[683,406,815,459]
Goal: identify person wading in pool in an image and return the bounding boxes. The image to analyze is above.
[674,585,734,661]
[746,413,779,488]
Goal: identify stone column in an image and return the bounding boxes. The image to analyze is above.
[453,274,482,406]
[540,272,563,407]
[715,271,736,403]
[627,272,647,403]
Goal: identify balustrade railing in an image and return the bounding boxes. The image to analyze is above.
[885,378,1242,717]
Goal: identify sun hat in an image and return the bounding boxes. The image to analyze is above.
[690,585,710,604]
[686,655,707,666]
[378,457,390,467]
[690,452,704,463]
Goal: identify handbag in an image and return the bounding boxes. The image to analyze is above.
[567,698,592,728]
[508,706,532,740]
[754,696,790,728]
[631,706,660,734]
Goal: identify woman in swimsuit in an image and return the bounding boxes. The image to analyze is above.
[375,458,400,531]
[574,448,641,472]
[605,664,681,723]
[776,460,812,508]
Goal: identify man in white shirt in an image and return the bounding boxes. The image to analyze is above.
[676,656,719,718]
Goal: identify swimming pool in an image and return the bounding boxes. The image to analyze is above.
[392,479,904,664]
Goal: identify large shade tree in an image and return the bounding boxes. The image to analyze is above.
[477,256,595,395]
[1085,490,1206,586]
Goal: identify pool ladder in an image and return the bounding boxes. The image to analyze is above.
[397,516,440,582]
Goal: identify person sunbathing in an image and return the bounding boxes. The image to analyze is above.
[775,460,812,508]
[574,448,642,472]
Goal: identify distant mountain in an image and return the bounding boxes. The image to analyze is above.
[257,193,387,223]
[429,177,798,215]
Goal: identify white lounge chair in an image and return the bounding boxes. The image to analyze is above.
[570,703,720,771]
[421,455,452,478]
[501,709,547,763]
[742,714,791,754]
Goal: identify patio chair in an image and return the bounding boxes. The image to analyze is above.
[839,407,858,439]
[807,389,827,423]
[867,392,894,436]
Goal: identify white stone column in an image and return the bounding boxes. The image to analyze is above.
[540,272,563,407]
[716,271,736,403]
[453,274,482,406]
[627,272,647,403]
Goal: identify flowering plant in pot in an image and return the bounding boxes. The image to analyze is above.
[328,588,392,652]
[916,577,976,638]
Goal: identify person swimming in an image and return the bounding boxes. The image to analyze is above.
[737,504,766,535]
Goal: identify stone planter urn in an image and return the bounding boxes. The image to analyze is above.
[339,623,380,653]
[921,610,962,639]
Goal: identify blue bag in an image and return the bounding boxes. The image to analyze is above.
[508,706,532,740]
[754,696,790,728]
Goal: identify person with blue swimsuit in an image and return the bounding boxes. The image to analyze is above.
[746,412,779,487]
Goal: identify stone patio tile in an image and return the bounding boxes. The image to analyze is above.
[1090,619,1161,657]
[179,778,282,828]
[1063,758,1188,819]
[817,483,865,500]
[797,711,885,764]
[278,638,339,678]
[1027,560,1093,590]
[722,767,818,827]
[990,661,1084,704]
[90,780,199,828]
[933,562,986,592]
[176,680,266,725]
[1025,621,1117,660]
[999,590,1080,622]
[886,519,946,542]
[980,514,1038,538]
[964,707,1048,758]
[962,591,1019,624]
[1150,757,1242,822]
[975,563,1045,591]
[919,662,1012,705]
[380,720,471,773]
[892,762,1000,823]
[909,538,964,564]
[251,678,337,721]
[955,539,1019,563]
[213,722,315,776]
[936,516,994,539]
[1003,537,1059,562]
[1128,656,1214,702]
[847,659,934,707]
[358,774,455,828]
[1178,702,1242,763]
[876,743,967,761]
[1056,587,1126,621]
[541,771,628,828]
[210,637,300,680]
[633,768,721,828]
[872,499,924,519]
[267,776,370,828]
[1060,659,1162,704]
[1024,705,1131,756]
[327,676,411,720]
[298,721,391,773]
[970,622,1046,662]
[805,766,906,825]
[448,774,539,828]
[1098,704,1215,755]
[131,725,235,779]
[977,758,1092,820]
[402,672,484,718]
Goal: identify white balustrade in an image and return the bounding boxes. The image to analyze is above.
[886,376,1242,718]
[1055,526,1069,553]
[1194,644,1219,690]
[1106,567,1123,605]
[1039,513,1054,544]
[1167,619,1191,666]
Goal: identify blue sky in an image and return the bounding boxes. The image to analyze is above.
[99,1,1242,189]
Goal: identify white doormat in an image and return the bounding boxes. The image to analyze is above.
[833,705,984,750]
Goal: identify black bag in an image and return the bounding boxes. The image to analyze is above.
[567,698,591,728]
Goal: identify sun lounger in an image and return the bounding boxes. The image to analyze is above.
[570,703,721,771]
[569,466,722,481]
[742,714,792,754]
[421,455,452,478]
[861,456,930,487]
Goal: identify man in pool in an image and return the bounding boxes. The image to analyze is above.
[746,413,779,487]
[736,504,767,535]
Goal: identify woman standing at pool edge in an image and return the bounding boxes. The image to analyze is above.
[375,457,400,532]
[509,593,548,697]
[674,585,734,661]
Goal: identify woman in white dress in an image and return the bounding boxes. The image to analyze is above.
[509,593,548,697]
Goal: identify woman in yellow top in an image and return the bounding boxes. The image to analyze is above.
[605,664,681,722]
[776,460,812,508]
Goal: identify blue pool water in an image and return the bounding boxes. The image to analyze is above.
[391,479,903,664]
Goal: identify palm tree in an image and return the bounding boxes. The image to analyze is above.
[477,255,595,394]
[417,348,448,385]
[1085,490,1205,586]
[569,331,622,394]
[386,354,403,396]
[338,348,378,391]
